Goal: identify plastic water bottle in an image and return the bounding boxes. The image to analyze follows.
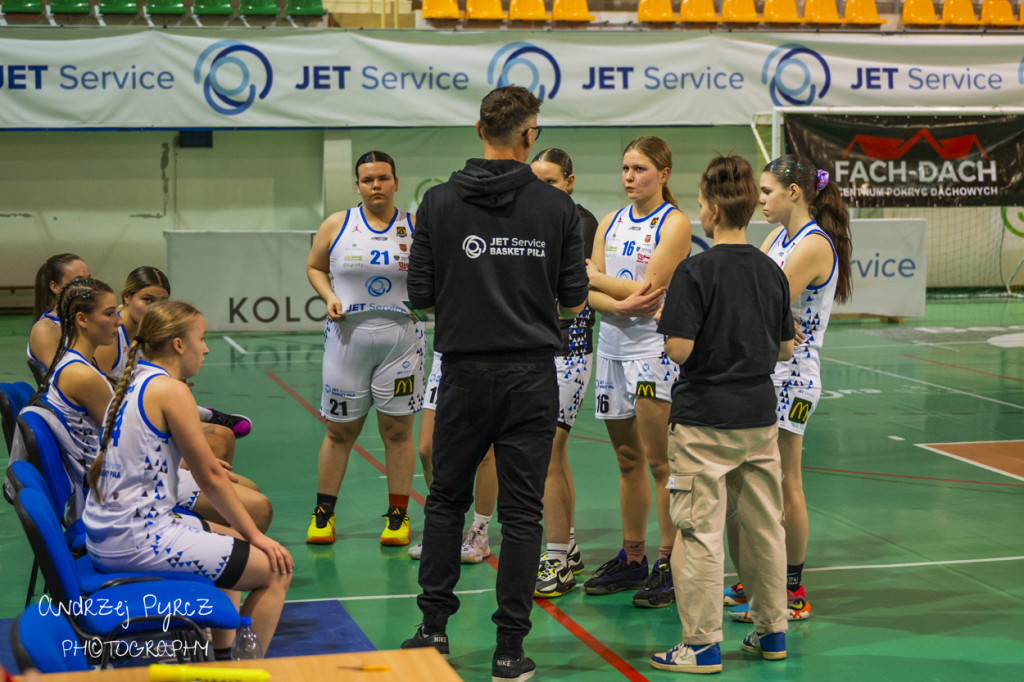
[231,616,262,660]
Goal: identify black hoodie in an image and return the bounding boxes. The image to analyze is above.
[408,158,589,354]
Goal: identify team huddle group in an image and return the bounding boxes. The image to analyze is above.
[17,85,852,679]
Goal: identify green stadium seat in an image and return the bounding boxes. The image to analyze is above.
[193,0,234,14]
[285,0,325,15]
[2,0,44,12]
[98,0,139,12]
[240,0,279,15]
[147,0,187,12]
[49,0,91,12]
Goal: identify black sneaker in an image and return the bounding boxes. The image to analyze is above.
[492,652,536,682]
[203,408,252,438]
[583,550,648,595]
[632,557,675,608]
[534,558,576,598]
[568,544,585,574]
[401,624,449,659]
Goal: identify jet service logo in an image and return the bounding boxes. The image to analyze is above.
[194,40,273,116]
[761,43,830,107]
[488,42,561,100]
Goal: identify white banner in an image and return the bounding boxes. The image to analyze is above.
[167,219,924,333]
[166,230,325,332]
[2,30,1024,128]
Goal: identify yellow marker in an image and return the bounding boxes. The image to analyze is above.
[149,664,270,682]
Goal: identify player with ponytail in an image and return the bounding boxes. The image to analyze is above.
[584,135,692,609]
[724,154,853,623]
[27,253,90,383]
[85,301,292,659]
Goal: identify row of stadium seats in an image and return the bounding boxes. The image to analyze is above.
[424,0,1024,25]
[0,0,323,15]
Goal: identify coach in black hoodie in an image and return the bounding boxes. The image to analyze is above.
[402,86,588,681]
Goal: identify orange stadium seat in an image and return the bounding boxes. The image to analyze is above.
[762,0,801,22]
[551,0,593,20]
[422,0,463,18]
[509,0,550,20]
[803,0,843,24]
[941,0,981,23]
[466,0,507,19]
[979,0,1016,23]
[901,0,940,24]
[720,0,760,22]
[680,0,717,21]
[844,0,884,23]
[638,0,678,21]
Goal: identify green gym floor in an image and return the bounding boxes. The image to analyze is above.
[2,300,1023,681]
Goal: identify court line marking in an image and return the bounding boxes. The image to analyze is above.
[910,339,961,352]
[267,370,644,681]
[803,464,1024,487]
[286,589,497,603]
[822,357,1024,410]
[222,336,247,355]
[888,436,905,441]
[914,443,1024,483]
[904,353,1024,384]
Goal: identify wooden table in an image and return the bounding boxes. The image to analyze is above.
[17,649,460,681]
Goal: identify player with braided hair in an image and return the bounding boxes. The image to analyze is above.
[84,301,292,659]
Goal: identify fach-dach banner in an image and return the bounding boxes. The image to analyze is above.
[784,114,1024,208]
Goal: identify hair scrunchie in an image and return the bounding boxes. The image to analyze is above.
[134,335,146,344]
[816,169,829,191]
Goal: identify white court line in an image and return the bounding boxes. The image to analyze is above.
[222,336,248,355]
[914,443,1024,483]
[286,588,494,604]
[888,436,905,441]
[910,339,960,352]
[724,554,1024,578]
[823,357,1024,410]
[284,558,1024,602]
[826,341,989,351]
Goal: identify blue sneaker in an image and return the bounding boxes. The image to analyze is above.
[723,581,746,606]
[741,631,786,661]
[650,642,722,674]
[583,550,648,595]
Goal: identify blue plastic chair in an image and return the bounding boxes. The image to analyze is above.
[11,604,90,673]
[1,381,35,454]
[13,488,240,666]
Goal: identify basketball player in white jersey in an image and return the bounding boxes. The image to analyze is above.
[306,150,425,546]
[726,154,852,623]
[85,301,292,660]
[42,278,273,532]
[584,136,691,609]
[27,253,90,382]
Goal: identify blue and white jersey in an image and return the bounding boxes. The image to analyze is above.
[26,309,60,370]
[44,349,105,470]
[598,202,679,359]
[766,220,838,378]
[328,206,414,322]
[84,361,186,558]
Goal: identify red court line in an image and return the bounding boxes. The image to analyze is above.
[904,354,1024,384]
[264,370,426,507]
[267,370,643,677]
[803,465,1024,488]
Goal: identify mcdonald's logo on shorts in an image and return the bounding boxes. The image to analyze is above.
[636,381,657,398]
[789,398,813,424]
[394,377,414,397]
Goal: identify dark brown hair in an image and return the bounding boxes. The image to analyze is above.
[479,86,542,146]
[33,253,84,319]
[354,150,397,179]
[700,155,758,230]
[121,266,171,303]
[763,154,852,303]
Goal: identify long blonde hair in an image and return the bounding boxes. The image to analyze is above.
[87,300,201,496]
